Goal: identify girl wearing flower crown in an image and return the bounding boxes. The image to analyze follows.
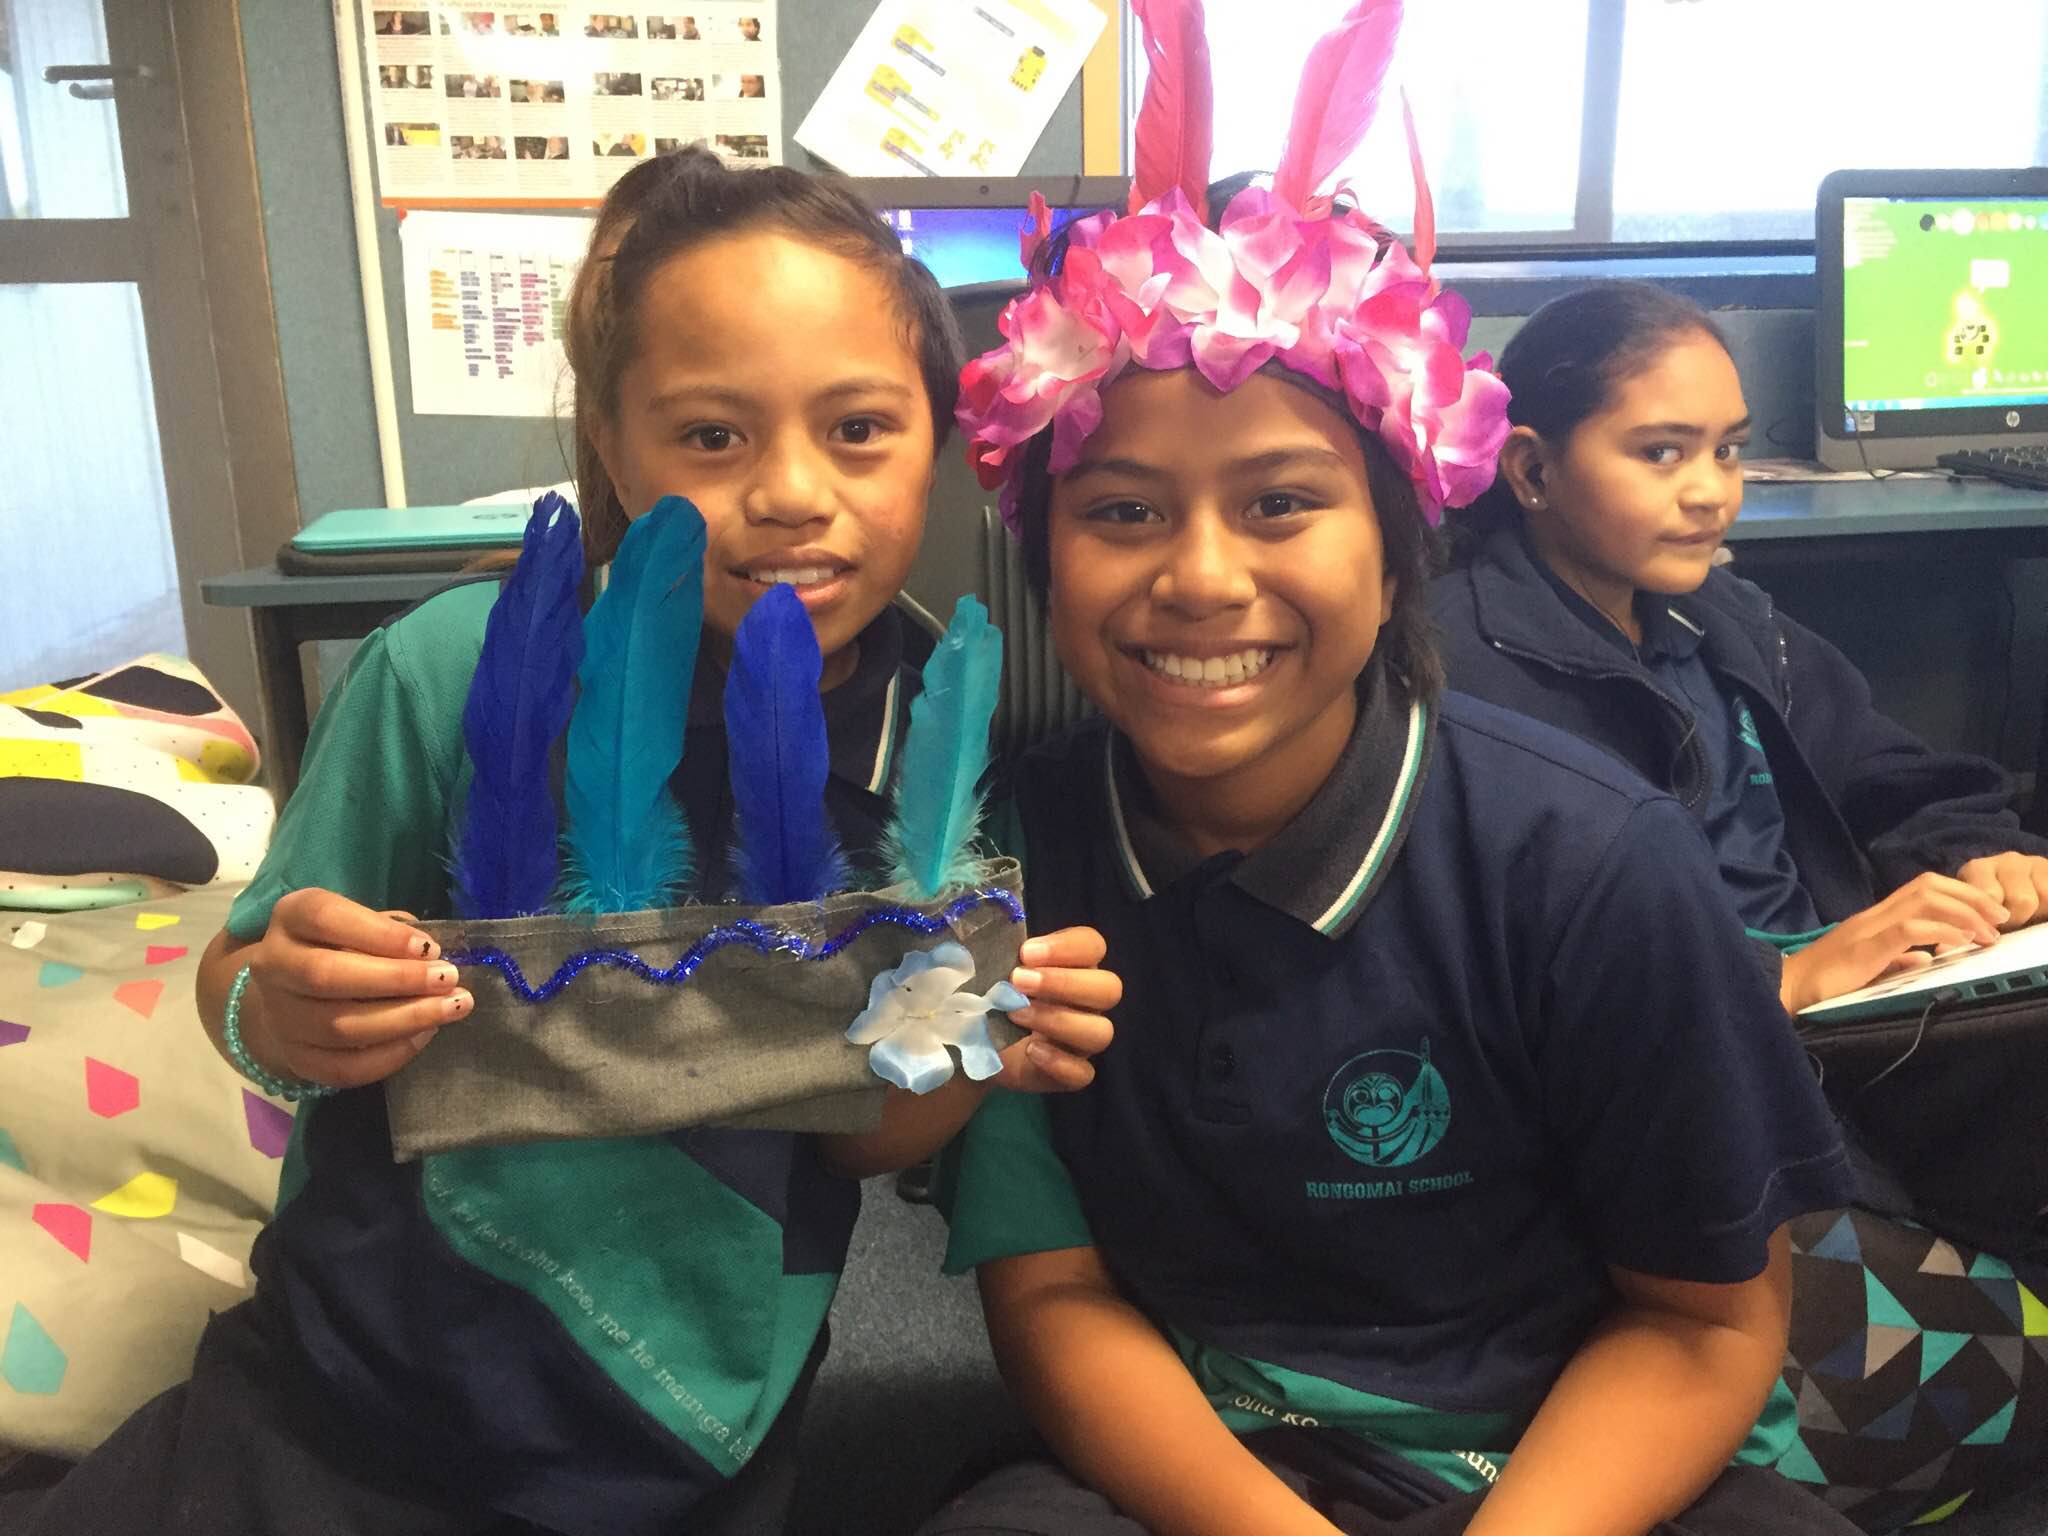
[5,149,1120,1536]
[930,4,1862,1532]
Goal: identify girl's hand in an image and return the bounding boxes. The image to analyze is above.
[1955,851,2048,930]
[236,889,471,1089]
[1779,872,2007,1013]
[997,926,1120,1093]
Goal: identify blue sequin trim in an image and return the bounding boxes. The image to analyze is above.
[446,887,1027,1004]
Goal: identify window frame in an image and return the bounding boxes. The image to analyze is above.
[1127,0,2047,266]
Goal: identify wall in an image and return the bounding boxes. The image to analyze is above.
[237,1,1085,523]
[235,3,2043,783]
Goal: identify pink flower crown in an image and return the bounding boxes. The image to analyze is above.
[955,0,1511,530]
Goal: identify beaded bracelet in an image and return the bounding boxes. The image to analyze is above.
[223,965,336,1103]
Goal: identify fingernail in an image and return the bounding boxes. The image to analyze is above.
[418,937,441,961]
[410,1029,437,1050]
[1019,938,1052,965]
[444,990,471,1018]
[429,963,459,987]
[1025,1039,1051,1065]
[1012,967,1043,992]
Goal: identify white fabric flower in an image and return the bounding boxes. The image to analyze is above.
[846,942,1028,1094]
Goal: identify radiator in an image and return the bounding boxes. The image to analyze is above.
[977,502,1092,757]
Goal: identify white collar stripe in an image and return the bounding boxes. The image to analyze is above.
[866,672,900,795]
[1312,697,1428,935]
[1105,741,1155,901]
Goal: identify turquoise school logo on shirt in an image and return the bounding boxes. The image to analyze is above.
[1321,1039,1451,1169]
[1735,701,1774,787]
[1735,701,1765,755]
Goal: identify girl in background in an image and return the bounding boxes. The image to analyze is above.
[1430,280,2048,1528]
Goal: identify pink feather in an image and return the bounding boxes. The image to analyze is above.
[1401,89,1435,270]
[1270,0,1404,214]
[1128,0,1214,221]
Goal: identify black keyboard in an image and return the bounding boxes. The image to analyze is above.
[1938,445,2048,490]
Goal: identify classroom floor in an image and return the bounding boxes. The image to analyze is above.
[792,1181,1022,1535]
[790,1181,2048,1536]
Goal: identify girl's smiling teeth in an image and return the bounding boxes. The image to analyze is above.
[1139,647,1277,687]
[738,561,847,589]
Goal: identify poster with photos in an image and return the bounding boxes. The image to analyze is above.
[363,5,780,203]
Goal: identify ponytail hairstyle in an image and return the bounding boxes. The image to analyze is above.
[564,146,965,566]
[1004,172,1445,701]
[1444,281,1731,565]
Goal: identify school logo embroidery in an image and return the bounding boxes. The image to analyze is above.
[1321,1039,1450,1168]
[1735,701,1765,755]
[1734,701,1775,787]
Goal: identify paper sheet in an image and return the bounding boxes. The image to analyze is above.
[362,5,782,204]
[399,209,596,416]
[793,0,1105,178]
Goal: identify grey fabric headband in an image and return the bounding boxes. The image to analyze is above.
[387,860,1026,1161]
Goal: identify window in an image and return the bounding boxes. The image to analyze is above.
[1141,0,2048,249]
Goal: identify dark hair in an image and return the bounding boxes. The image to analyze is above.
[566,146,964,565]
[1007,178,1442,700]
[1444,281,1730,563]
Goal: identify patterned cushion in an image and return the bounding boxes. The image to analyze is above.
[0,886,288,1456]
[0,657,272,911]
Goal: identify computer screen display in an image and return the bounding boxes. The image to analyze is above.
[1841,194,2048,416]
[1814,168,2048,470]
[850,176,1126,291]
[881,203,1089,289]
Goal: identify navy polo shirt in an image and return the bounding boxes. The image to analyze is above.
[229,589,918,1536]
[1534,558,1822,937]
[943,671,1854,1499]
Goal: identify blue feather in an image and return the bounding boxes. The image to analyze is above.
[559,494,705,913]
[723,584,849,904]
[883,595,1005,898]
[452,493,585,918]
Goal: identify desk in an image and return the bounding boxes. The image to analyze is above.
[1731,477,2048,560]
[200,566,468,799]
[203,478,2048,803]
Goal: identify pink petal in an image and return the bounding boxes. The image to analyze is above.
[1220,208,1306,284]
[1336,333,1397,413]
[1261,239,1333,328]
[997,474,1025,533]
[1423,287,1473,352]
[1191,329,1276,393]
[1218,185,1285,226]
[1048,386,1108,474]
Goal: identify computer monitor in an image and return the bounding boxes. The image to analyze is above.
[855,175,1129,290]
[1815,168,2048,470]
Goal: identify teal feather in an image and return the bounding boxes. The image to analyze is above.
[559,494,706,913]
[882,595,1005,898]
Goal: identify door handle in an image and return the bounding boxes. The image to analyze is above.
[42,63,153,100]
